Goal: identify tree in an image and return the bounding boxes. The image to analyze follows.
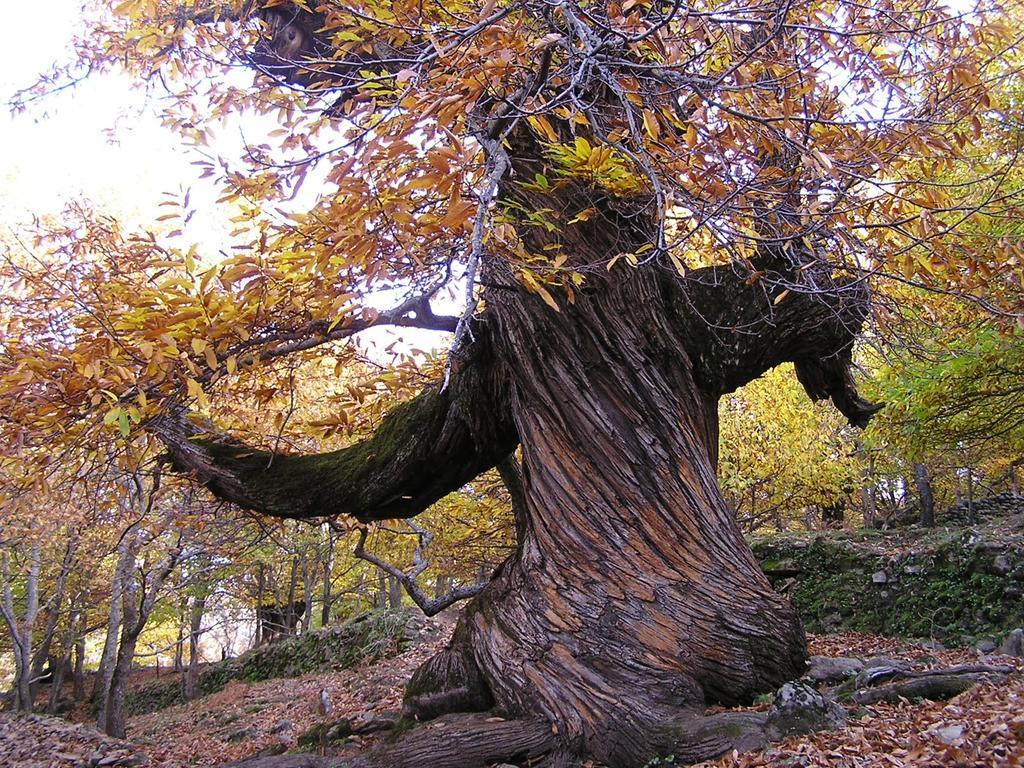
[10,0,1019,764]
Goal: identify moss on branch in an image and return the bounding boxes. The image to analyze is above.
[154,326,517,522]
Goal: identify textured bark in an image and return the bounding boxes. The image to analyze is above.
[399,270,807,766]
[94,527,136,725]
[101,540,182,738]
[152,250,877,764]
[1,543,41,713]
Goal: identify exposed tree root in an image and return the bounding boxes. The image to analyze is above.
[227,710,772,768]
[852,666,1012,705]
[221,658,1019,768]
[223,714,557,768]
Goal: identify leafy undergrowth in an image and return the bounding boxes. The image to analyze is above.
[751,512,1024,642]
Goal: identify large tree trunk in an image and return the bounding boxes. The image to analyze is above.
[403,272,806,766]
[154,121,877,768]
[156,265,874,763]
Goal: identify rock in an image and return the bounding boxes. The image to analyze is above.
[227,727,256,743]
[992,555,1012,575]
[903,565,923,575]
[871,570,889,584]
[766,681,847,739]
[1000,628,1024,657]
[762,559,800,578]
[976,638,998,654]
[935,724,964,744]
[805,656,864,684]
[269,719,293,734]
[316,688,333,715]
[256,743,288,757]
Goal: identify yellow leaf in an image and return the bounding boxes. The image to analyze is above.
[642,109,660,140]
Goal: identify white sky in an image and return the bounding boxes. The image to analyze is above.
[0,1,449,360]
[0,2,207,222]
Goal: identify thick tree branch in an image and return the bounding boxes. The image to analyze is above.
[151,321,517,522]
[667,264,882,427]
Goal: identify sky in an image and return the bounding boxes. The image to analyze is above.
[0,1,449,359]
[0,2,207,222]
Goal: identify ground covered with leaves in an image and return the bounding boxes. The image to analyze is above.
[6,626,1020,767]
[690,633,1024,768]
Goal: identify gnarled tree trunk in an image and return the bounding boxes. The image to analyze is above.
[156,257,875,766]
[403,273,805,765]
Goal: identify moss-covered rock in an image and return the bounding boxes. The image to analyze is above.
[751,532,1024,642]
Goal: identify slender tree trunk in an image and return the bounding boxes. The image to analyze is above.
[320,528,334,627]
[253,564,265,648]
[966,466,976,524]
[915,463,936,528]
[30,536,76,700]
[104,629,140,739]
[173,585,188,673]
[388,574,402,610]
[94,527,136,722]
[1,543,42,712]
[102,537,182,738]
[46,603,76,715]
[72,606,86,702]
[183,592,207,700]
[285,556,298,637]
[860,454,877,528]
[434,574,450,600]
[301,555,314,633]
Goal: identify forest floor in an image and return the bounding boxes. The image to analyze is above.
[4,516,1024,767]
[5,626,1021,767]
